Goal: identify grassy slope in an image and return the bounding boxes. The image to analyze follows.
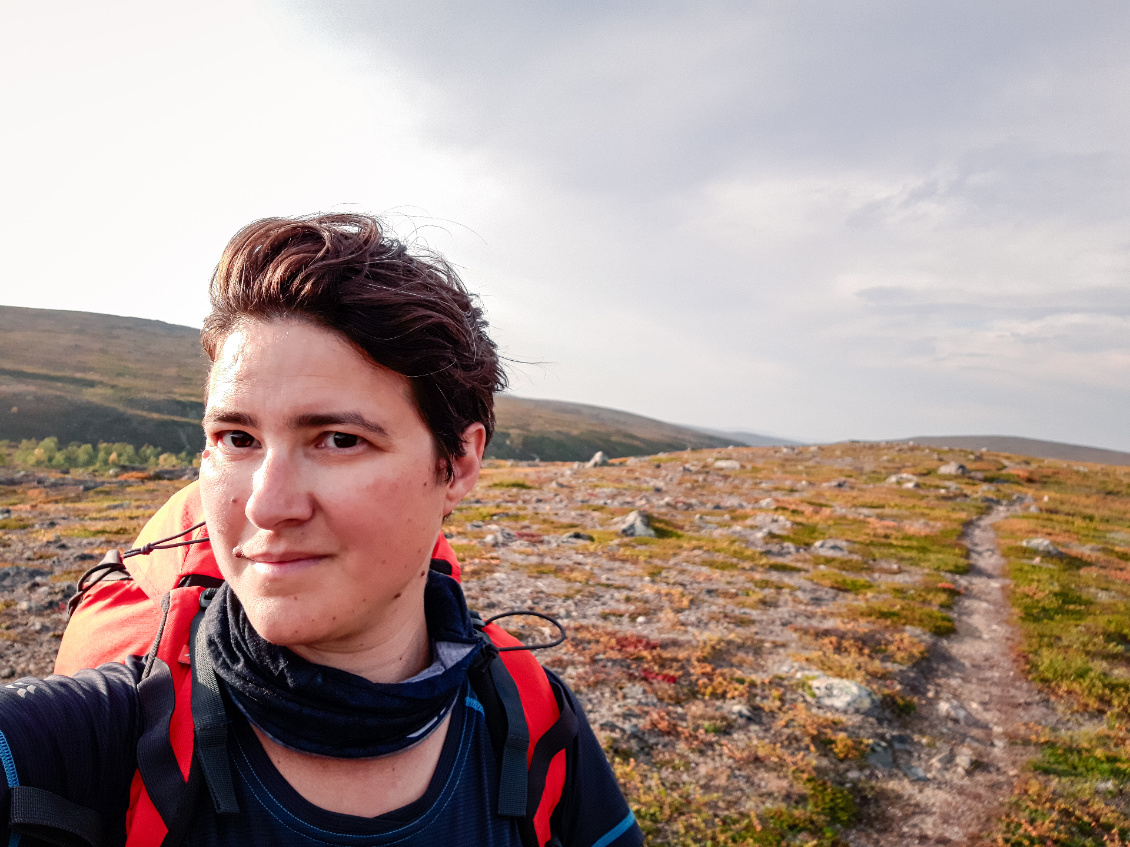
[457,445,1129,844]
[0,306,208,453]
[985,462,1130,845]
[491,396,733,460]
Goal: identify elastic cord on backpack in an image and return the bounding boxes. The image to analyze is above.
[482,611,567,652]
[67,521,211,616]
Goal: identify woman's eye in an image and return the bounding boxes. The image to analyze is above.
[221,431,257,449]
[326,432,361,449]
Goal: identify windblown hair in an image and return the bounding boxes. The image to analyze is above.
[201,213,506,478]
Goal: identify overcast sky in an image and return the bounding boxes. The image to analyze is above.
[2,1,1128,449]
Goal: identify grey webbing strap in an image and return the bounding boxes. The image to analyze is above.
[9,785,105,847]
[486,656,530,817]
[189,589,240,815]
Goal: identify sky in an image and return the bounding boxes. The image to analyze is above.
[1,1,1129,450]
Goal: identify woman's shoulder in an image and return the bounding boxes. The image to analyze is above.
[0,660,144,845]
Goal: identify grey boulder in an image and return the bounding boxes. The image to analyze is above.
[615,510,657,538]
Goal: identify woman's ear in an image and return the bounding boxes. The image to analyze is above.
[443,423,486,513]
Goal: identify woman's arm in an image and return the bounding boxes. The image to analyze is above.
[0,659,143,845]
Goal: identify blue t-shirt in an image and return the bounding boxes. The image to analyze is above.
[0,663,642,847]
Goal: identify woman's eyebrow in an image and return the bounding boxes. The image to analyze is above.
[203,409,255,427]
[289,412,391,438]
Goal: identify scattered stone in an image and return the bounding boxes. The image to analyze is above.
[1022,538,1062,556]
[729,703,755,720]
[752,513,793,535]
[561,531,595,543]
[614,511,657,538]
[0,567,51,590]
[635,616,646,624]
[937,698,972,725]
[481,526,517,547]
[928,746,953,770]
[938,462,968,476]
[756,498,776,509]
[866,741,894,769]
[811,538,852,557]
[954,746,975,774]
[902,764,928,781]
[586,451,610,468]
[886,473,917,484]
[764,542,800,557]
[712,459,741,470]
[810,677,877,713]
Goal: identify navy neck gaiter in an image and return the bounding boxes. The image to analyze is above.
[205,571,483,759]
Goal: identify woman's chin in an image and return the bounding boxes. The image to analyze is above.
[239,599,335,650]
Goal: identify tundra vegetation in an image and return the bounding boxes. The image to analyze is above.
[0,441,1125,845]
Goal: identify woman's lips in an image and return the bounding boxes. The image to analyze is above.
[246,554,328,576]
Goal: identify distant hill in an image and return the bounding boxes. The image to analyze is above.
[903,435,1130,467]
[0,306,732,460]
[0,306,208,453]
[682,425,800,448]
[490,396,732,461]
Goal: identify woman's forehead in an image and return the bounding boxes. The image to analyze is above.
[206,319,415,411]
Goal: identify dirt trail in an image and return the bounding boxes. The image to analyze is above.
[858,504,1060,846]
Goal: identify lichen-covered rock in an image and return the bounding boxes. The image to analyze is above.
[811,538,852,557]
[938,462,968,476]
[1022,537,1062,556]
[810,677,878,713]
[586,451,610,467]
[615,510,657,538]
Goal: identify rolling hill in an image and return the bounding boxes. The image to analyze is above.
[0,306,208,452]
[0,306,732,460]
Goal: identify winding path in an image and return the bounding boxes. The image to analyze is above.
[860,504,1060,846]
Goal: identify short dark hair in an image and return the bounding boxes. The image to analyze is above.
[201,213,506,478]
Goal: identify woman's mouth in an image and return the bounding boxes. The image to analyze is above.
[245,553,328,576]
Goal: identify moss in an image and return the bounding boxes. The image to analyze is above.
[849,597,956,636]
[702,559,741,572]
[807,571,874,593]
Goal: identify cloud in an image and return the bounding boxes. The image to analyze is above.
[3,1,1130,448]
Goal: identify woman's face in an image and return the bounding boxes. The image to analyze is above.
[199,319,482,661]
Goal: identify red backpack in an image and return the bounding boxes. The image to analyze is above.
[50,481,574,847]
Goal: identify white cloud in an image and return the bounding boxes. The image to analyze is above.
[2,1,1130,449]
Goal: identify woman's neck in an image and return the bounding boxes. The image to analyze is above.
[288,591,432,683]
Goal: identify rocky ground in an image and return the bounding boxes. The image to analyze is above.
[0,443,1123,845]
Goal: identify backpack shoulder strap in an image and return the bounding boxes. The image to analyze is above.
[128,585,210,847]
[188,588,239,817]
[469,617,578,847]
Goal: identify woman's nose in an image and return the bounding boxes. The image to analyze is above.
[245,449,314,529]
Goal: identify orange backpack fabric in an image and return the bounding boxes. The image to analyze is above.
[55,481,568,847]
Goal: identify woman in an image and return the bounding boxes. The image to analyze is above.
[0,214,642,846]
